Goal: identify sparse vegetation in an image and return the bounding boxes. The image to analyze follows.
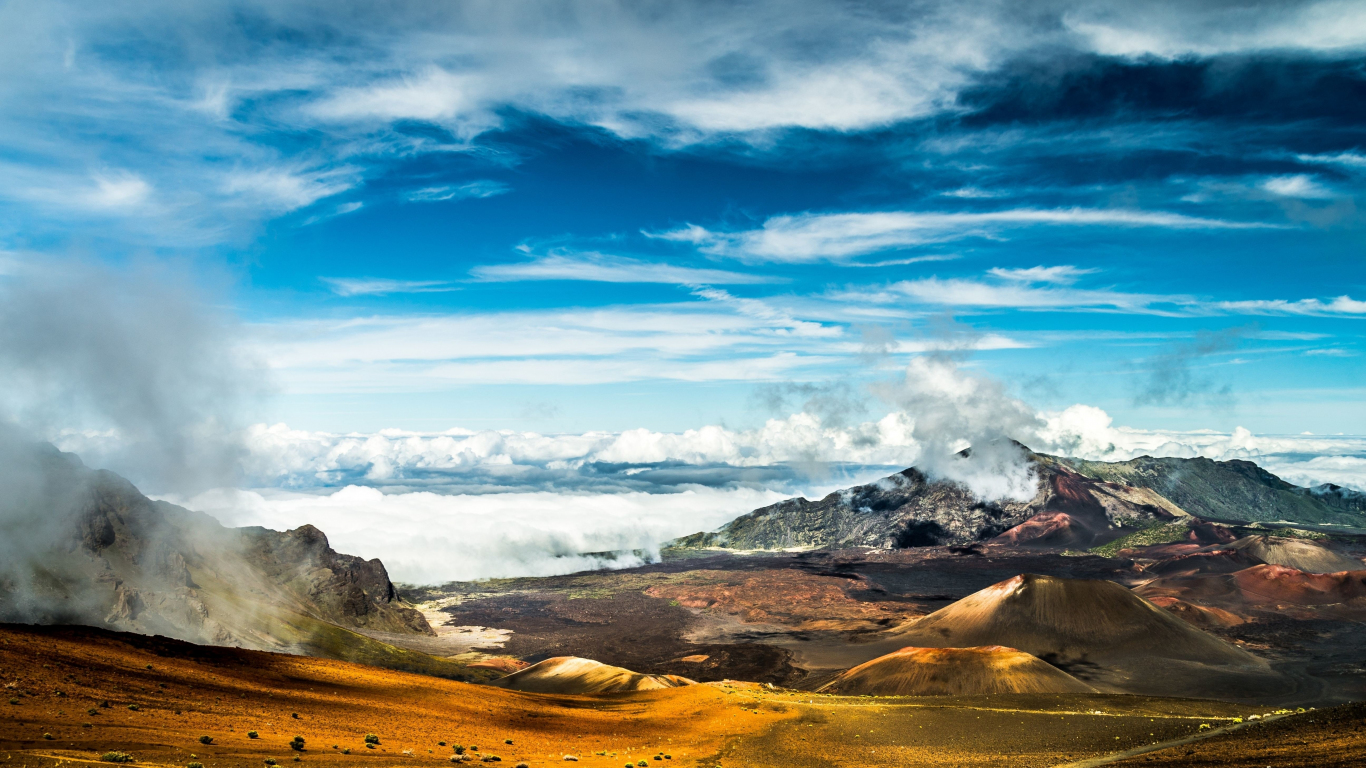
[199,736,214,745]
[89,707,100,715]
[264,759,277,766]
[128,704,140,711]
[249,731,260,739]
[365,734,381,745]
[101,752,134,763]
[438,741,446,746]
[8,698,17,705]
[341,749,350,755]
[42,733,54,740]
[188,762,203,768]
[291,712,299,719]
[291,736,306,751]
[1091,521,1190,557]
[453,745,466,755]
[504,739,513,745]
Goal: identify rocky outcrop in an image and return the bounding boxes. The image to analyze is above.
[240,523,432,635]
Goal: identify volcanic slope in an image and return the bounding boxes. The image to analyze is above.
[1,622,1314,768]
[489,656,695,694]
[817,645,1097,696]
[880,574,1287,699]
[1217,535,1362,573]
[668,448,1365,554]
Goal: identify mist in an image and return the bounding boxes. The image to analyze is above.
[0,258,266,630]
[0,259,264,493]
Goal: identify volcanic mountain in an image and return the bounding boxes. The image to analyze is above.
[0,439,441,669]
[881,574,1287,699]
[1145,534,1362,577]
[817,645,1097,696]
[489,656,695,694]
[1138,563,1366,624]
[669,445,1364,553]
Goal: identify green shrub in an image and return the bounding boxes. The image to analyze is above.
[101,752,134,763]
[341,749,350,755]
[145,664,153,670]
[638,762,648,767]
[291,713,299,719]
[290,736,306,751]
[366,744,376,750]
[453,745,466,755]
[128,704,140,711]
[264,759,277,766]
[199,736,214,745]
[89,708,100,716]
[364,734,380,745]
[42,733,54,740]
[292,757,300,763]
[8,698,19,705]
[438,741,447,747]
[248,731,260,739]
[188,762,204,768]
[504,739,513,745]
[83,723,93,729]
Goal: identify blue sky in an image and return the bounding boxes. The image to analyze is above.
[2,0,1364,440]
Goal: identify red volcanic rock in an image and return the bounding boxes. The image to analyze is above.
[992,512,1080,546]
[469,658,531,674]
[1231,565,1366,606]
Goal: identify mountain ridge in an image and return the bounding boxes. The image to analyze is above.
[668,447,1364,553]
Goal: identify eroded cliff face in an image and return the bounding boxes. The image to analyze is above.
[0,442,431,652]
[671,447,1364,553]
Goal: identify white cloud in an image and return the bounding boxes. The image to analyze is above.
[308,68,486,128]
[321,278,458,297]
[987,265,1097,284]
[223,166,359,212]
[655,208,1274,263]
[1296,151,1366,169]
[405,180,510,203]
[838,276,1178,314]
[87,171,151,209]
[470,253,781,285]
[249,302,849,390]
[1065,0,1366,59]
[124,400,1366,582]
[1215,295,1366,316]
[1261,174,1334,199]
[166,484,794,583]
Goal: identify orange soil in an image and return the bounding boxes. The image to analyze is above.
[642,569,921,630]
[0,625,782,768]
[817,646,1096,696]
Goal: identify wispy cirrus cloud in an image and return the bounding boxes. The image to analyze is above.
[987,265,1098,284]
[321,278,459,297]
[405,180,510,203]
[835,276,1183,314]
[654,208,1276,263]
[470,253,781,285]
[1216,296,1366,316]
